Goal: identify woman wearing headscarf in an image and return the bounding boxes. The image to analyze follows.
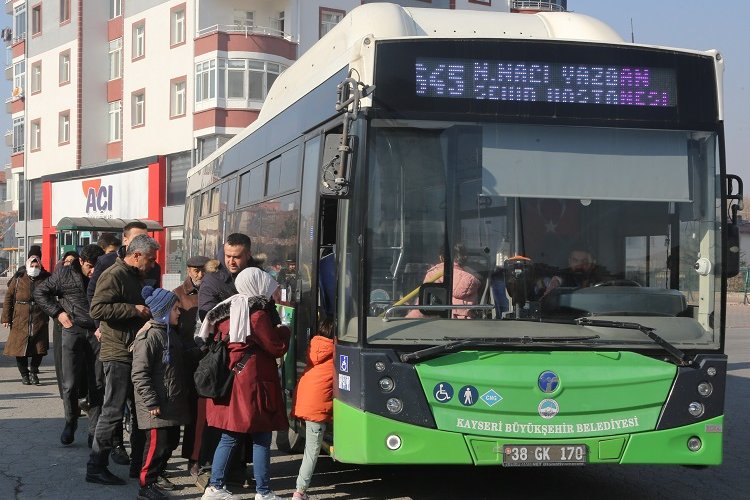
[2,255,51,385]
[198,267,290,500]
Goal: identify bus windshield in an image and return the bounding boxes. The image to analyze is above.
[353,120,721,349]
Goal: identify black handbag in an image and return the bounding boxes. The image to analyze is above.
[193,336,253,399]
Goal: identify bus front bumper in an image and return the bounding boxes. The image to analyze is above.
[332,400,723,465]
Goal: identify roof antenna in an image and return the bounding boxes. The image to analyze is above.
[630,17,635,43]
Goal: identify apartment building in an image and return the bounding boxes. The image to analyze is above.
[2,0,561,281]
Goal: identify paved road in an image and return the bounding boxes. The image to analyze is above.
[1,305,749,499]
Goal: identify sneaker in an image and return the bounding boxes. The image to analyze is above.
[156,473,176,491]
[111,445,131,465]
[21,374,31,385]
[60,421,77,445]
[255,492,283,500]
[293,492,308,500]
[202,485,234,500]
[137,483,168,500]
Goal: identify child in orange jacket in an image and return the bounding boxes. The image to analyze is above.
[291,318,334,500]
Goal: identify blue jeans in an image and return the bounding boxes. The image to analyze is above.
[210,431,273,494]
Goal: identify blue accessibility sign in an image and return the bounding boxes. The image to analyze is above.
[339,355,349,373]
[433,382,454,403]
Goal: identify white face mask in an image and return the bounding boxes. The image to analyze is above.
[27,267,41,278]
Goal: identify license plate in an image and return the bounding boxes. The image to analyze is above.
[501,444,587,466]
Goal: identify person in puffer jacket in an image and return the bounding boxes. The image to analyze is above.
[408,243,481,319]
[290,318,334,500]
[34,244,105,447]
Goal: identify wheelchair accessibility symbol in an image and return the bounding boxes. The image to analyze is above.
[433,382,454,403]
[339,355,349,373]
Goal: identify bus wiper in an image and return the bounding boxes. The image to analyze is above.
[400,335,600,363]
[575,317,691,366]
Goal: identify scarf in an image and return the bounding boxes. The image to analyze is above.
[197,267,279,343]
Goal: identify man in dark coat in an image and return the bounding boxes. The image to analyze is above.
[35,244,105,446]
[197,233,254,320]
[87,222,154,466]
[86,234,159,486]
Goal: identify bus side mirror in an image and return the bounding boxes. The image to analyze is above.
[725,174,743,278]
[726,223,740,278]
[321,133,354,198]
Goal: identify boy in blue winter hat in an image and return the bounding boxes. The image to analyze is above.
[131,286,190,500]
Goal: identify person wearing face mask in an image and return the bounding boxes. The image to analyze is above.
[172,255,211,474]
[34,244,106,446]
[2,254,51,386]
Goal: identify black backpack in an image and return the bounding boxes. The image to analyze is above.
[194,338,233,399]
[193,336,253,399]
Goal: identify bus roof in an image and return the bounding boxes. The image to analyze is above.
[189,3,719,179]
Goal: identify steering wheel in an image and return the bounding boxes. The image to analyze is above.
[593,279,641,287]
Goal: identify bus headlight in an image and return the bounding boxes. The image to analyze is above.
[386,398,403,414]
[687,436,702,452]
[697,382,713,397]
[386,434,402,450]
[687,402,705,417]
[379,377,395,393]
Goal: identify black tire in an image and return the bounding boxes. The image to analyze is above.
[275,422,306,453]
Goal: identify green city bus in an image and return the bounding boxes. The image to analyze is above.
[185,3,741,466]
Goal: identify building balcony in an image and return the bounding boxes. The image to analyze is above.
[510,1,567,13]
[197,23,294,42]
[5,92,23,114]
[195,25,297,60]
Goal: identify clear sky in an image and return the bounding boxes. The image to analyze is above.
[1,1,747,181]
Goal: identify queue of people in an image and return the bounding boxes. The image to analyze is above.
[2,230,334,500]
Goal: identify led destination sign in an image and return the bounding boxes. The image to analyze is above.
[415,58,678,107]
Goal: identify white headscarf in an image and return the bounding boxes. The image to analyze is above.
[197,267,279,343]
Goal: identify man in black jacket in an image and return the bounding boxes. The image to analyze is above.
[197,233,254,320]
[86,222,156,467]
[34,244,105,447]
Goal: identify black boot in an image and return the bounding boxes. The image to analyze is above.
[60,421,77,445]
[29,373,40,385]
[85,466,126,485]
[21,374,31,385]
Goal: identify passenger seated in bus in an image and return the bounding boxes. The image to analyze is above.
[407,243,481,319]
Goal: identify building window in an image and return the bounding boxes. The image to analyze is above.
[31,4,42,36]
[108,101,121,142]
[60,0,71,24]
[59,50,70,84]
[30,119,41,151]
[59,111,70,144]
[319,8,345,39]
[271,11,285,35]
[195,60,216,102]
[226,59,245,99]
[12,61,25,96]
[167,152,191,206]
[170,77,186,118]
[233,10,254,29]
[30,62,41,94]
[469,0,491,4]
[132,91,145,127]
[29,179,42,220]
[171,5,186,46]
[109,38,122,80]
[13,4,26,41]
[109,0,122,20]
[18,174,24,222]
[12,117,24,154]
[133,21,145,60]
